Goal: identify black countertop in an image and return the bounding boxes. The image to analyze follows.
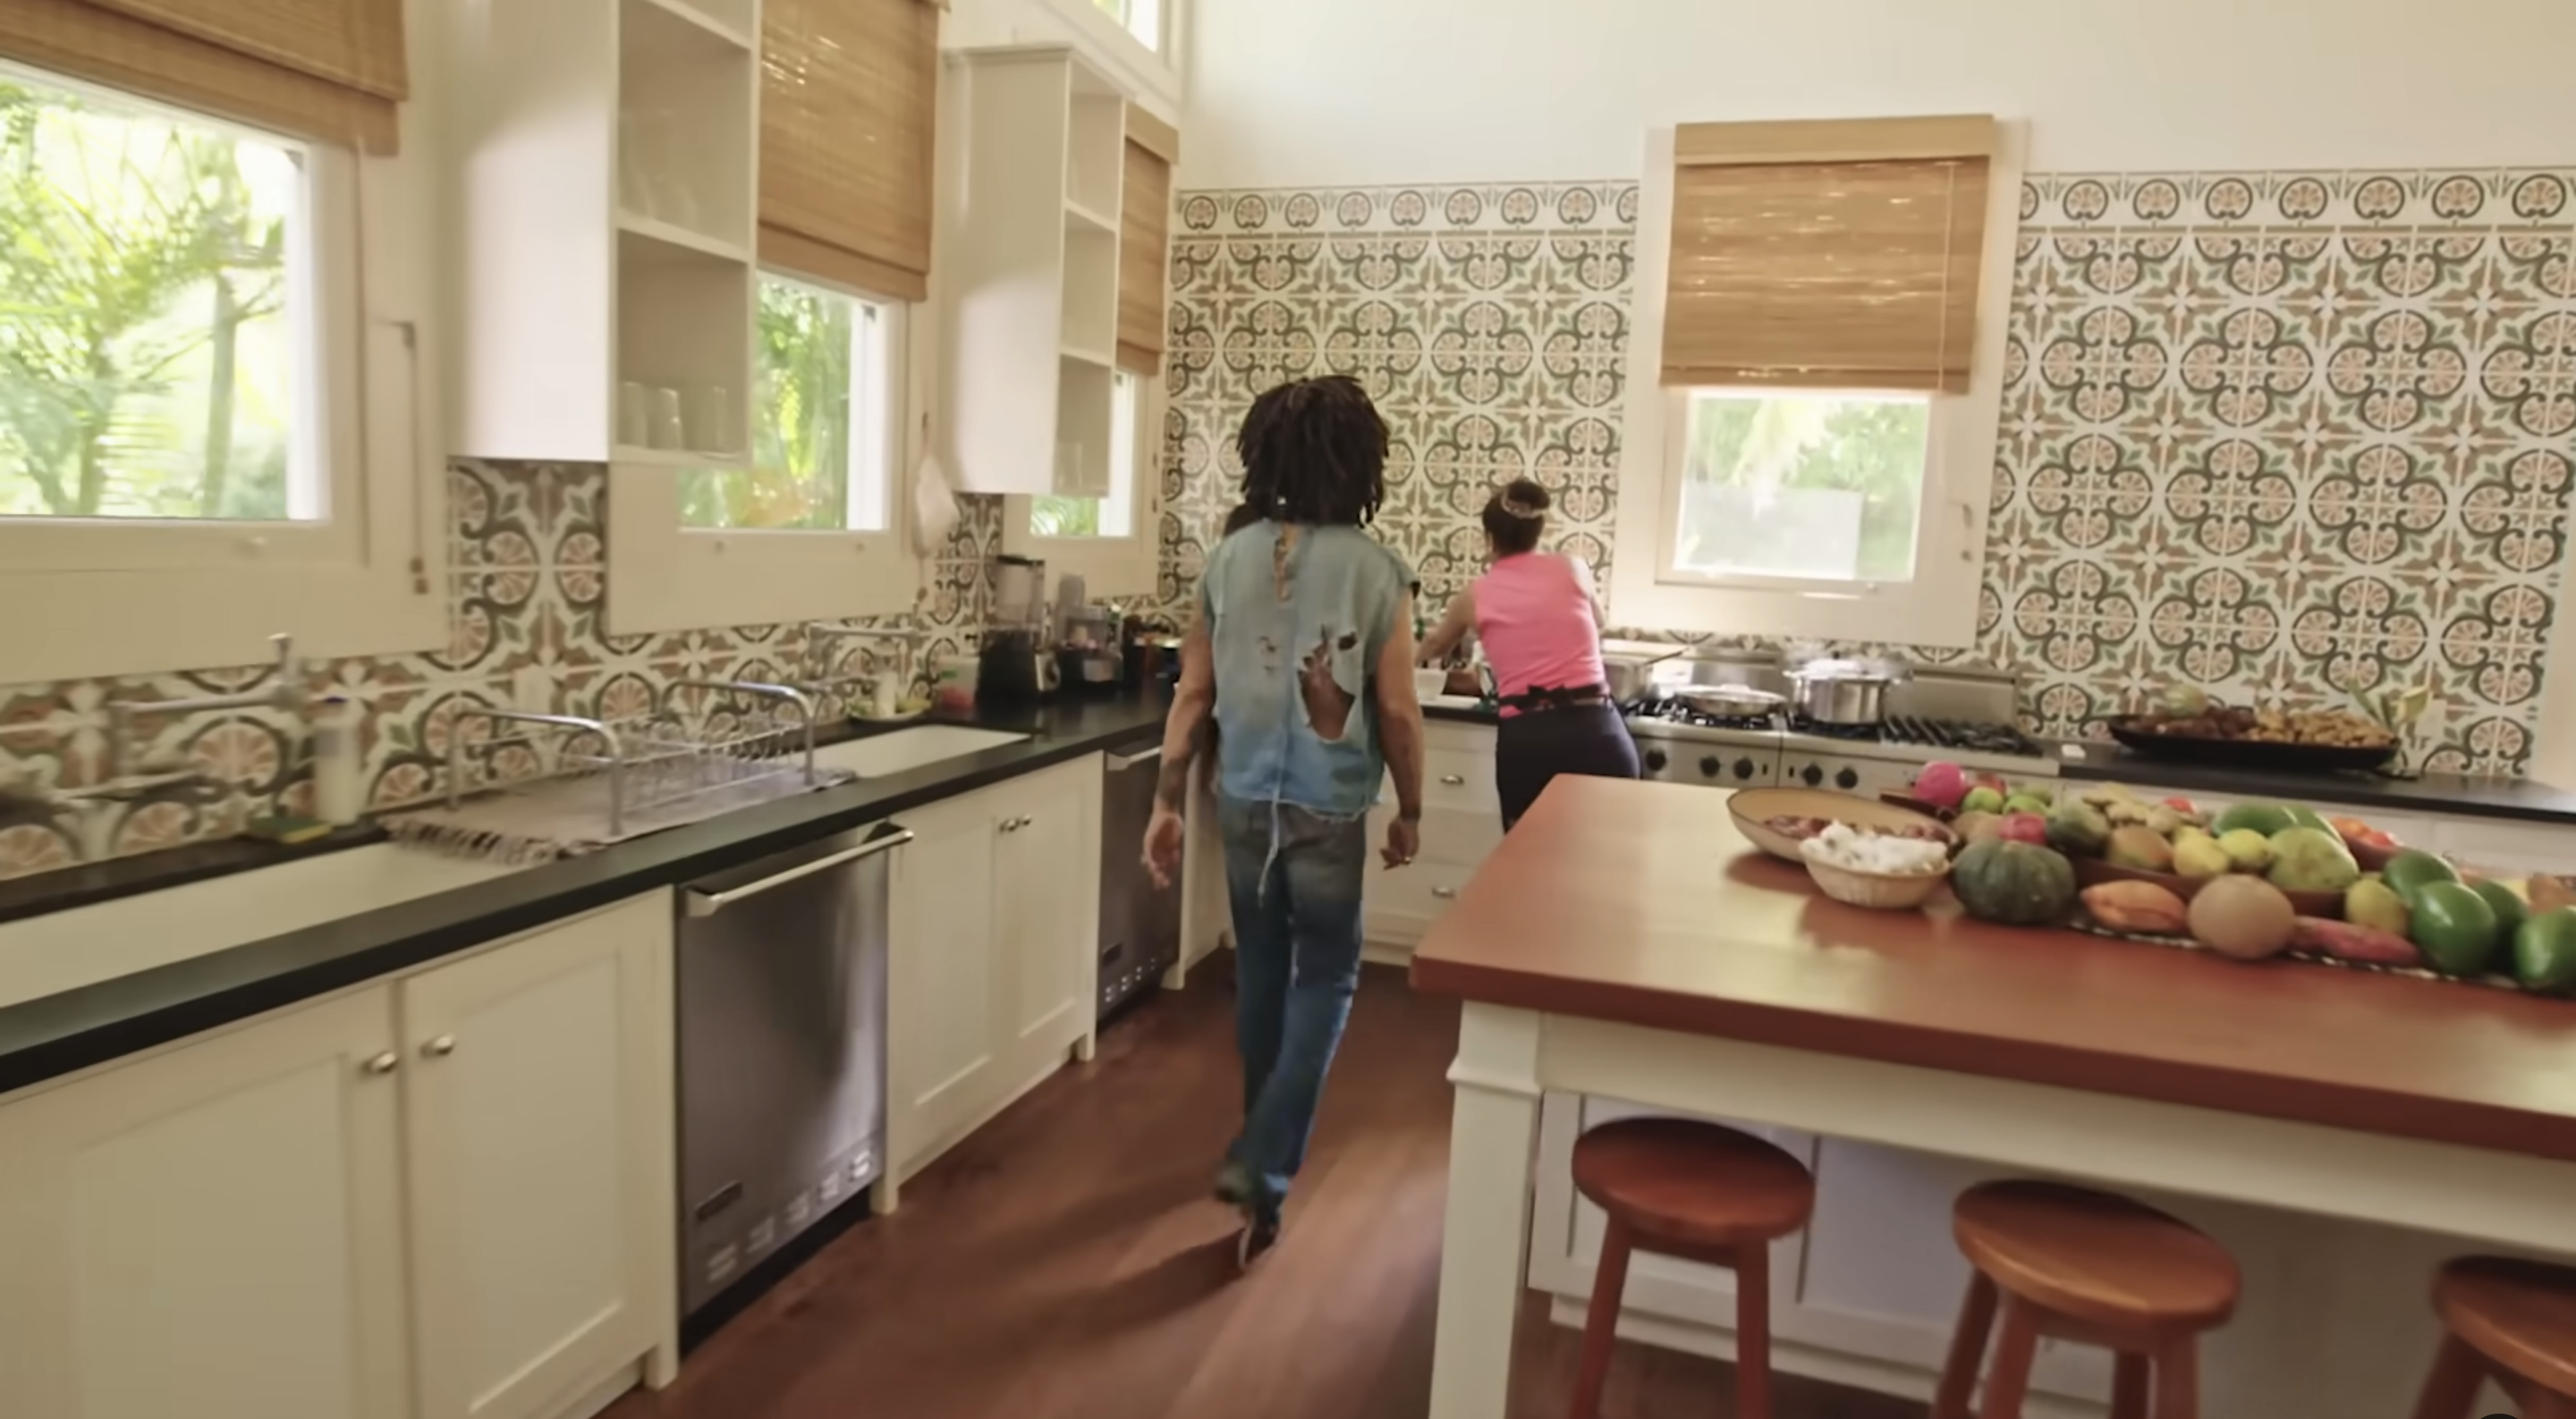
[2053,740,2576,827]
[0,693,1176,1097]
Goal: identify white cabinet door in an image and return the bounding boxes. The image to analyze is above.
[401,894,674,1419]
[889,790,1005,1177]
[0,989,410,1419]
[997,764,1097,1074]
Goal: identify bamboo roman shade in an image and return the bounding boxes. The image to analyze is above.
[0,0,408,153]
[1116,105,1178,377]
[1661,115,1996,393]
[760,0,940,303]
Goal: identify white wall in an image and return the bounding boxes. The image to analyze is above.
[1183,0,2574,187]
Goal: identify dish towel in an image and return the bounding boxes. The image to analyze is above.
[911,417,959,559]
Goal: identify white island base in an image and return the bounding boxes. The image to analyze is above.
[1454,1012,2564,1418]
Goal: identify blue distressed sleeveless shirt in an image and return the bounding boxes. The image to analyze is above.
[1199,521,1412,819]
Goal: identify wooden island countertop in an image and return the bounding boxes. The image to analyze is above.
[1407,776,2576,1166]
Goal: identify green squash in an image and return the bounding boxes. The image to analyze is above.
[1953,840,2080,928]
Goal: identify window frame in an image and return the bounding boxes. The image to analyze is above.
[1033,0,1183,115]
[0,30,445,683]
[1004,368,1159,597]
[606,272,919,635]
[1607,122,2025,648]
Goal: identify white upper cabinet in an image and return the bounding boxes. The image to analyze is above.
[936,45,1133,496]
[445,0,758,466]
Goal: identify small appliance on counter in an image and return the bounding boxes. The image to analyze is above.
[980,555,1058,705]
[1051,579,1124,695]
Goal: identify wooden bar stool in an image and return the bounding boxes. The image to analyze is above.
[1565,1118,1816,1419]
[1931,1180,2240,1419]
[2410,1256,2576,1419]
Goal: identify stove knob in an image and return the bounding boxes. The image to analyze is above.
[1835,767,1860,790]
[1699,756,1724,780]
[1733,757,1757,781]
[1801,764,1824,787]
[1643,748,1668,773]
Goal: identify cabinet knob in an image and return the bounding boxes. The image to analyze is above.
[1439,773,1466,786]
[361,1051,400,1076]
[422,1035,458,1059]
[1431,886,1458,900]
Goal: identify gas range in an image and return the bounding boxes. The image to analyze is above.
[1622,698,2056,796]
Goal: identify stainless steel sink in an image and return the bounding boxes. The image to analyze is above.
[814,725,1030,779]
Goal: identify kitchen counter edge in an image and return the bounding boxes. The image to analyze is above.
[0,695,1178,1097]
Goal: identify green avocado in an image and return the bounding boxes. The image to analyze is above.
[2213,802,2294,838]
[2514,908,2576,993]
[2470,880,2528,939]
[2279,805,2333,833]
[2410,882,2502,976]
[2379,849,2461,904]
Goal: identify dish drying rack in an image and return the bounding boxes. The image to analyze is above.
[433,681,829,850]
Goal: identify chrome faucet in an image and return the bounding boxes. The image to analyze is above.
[105,633,306,784]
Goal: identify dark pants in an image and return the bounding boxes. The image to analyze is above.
[1216,797,1369,1223]
[1496,701,1640,830]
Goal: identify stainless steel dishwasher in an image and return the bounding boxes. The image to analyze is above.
[1097,738,1184,1018]
[675,820,908,1324]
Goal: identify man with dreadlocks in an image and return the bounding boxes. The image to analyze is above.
[1141,374,1425,1269]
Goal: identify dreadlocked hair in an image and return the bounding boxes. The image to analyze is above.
[1226,375,1388,534]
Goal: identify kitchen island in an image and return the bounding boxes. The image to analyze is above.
[1408,776,2576,1417]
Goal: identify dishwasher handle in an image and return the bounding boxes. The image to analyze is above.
[1108,744,1161,771]
[683,827,914,918]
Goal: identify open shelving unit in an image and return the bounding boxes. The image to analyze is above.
[447,0,758,467]
[938,45,1132,499]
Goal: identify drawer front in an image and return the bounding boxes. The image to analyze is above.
[1384,746,1497,817]
[1368,804,1501,874]
[1367,857,1479,930]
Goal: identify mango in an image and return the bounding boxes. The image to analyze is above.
[2216,829,2274,873]
[2173,832,2232,882]
[2104,824,2174,873]
[2344,878,2411,935]
[1962,786,2005,815]
[2266,826,2362,894]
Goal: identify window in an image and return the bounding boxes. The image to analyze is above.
[0,69,310,525]
[1089,0,1165,52]
[1665,390,1934,586]
[681,275,895,533]
[1031,370,1139,539]
[0,39,438,683]
[1609,116,2018,646]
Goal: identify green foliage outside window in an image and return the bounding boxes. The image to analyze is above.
[0,75,295,521]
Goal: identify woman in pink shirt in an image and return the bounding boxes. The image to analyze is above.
[1418,478,1639,829]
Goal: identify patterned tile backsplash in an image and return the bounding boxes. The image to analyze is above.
[0,462,1000,881]
[4,165,2571,882]
[1157,169,2576,778]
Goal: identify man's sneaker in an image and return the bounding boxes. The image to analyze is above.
[1212,1160,1257,1211]
[1235,1212,1281,1271]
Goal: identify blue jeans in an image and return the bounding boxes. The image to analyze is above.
[1217,796,1370,1223]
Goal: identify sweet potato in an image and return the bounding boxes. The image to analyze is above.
[2291,916,2422,967]
[2080,881,2190,935]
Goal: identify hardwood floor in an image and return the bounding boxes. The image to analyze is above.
[607,960,1921,1419]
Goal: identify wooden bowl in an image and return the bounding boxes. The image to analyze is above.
[2071,857,2346,918]
[1803,857,1952,911]
[1730,787,1952,865]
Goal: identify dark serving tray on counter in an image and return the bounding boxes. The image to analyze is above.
[2101,715,2399,774]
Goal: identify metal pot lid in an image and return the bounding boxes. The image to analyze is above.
[1791,657,1901,684]
[1683,644,1782,666]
